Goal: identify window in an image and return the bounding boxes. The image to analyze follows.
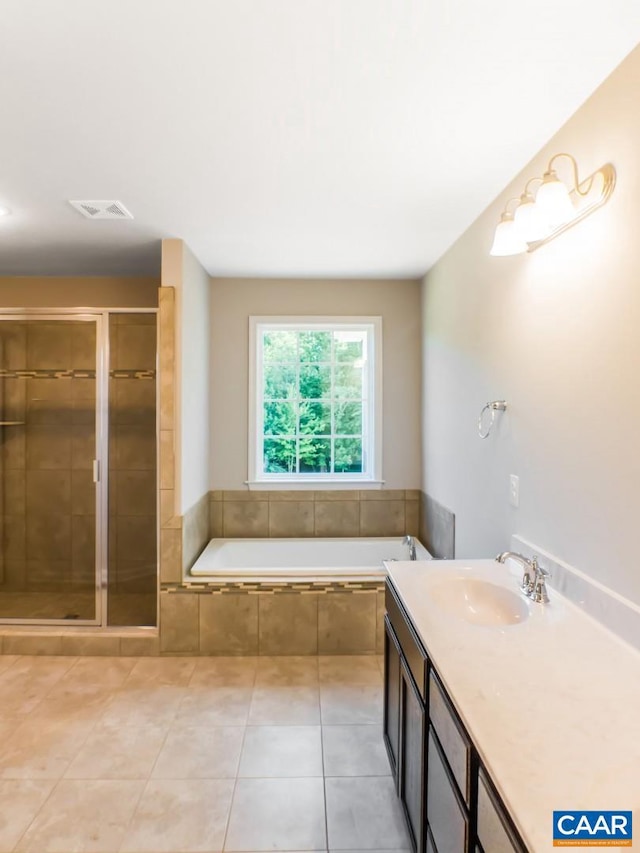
[249,317,382,487]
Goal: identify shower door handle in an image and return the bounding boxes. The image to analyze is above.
[93,459,100,483]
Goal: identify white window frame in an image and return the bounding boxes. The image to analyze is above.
[247,316,383,490]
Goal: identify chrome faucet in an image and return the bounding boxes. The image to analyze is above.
[496,551,550,603]
[403,535,417,561]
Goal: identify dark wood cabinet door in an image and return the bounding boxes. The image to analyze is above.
[383,615,402,781]
[400,659,427,852]
[427,729,469,853]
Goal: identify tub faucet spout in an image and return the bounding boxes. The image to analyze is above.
[403,535,417,561]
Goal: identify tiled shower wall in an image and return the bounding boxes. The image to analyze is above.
[0,315,158,626]
[0,321,96,606]
[158,288,182,585]
[108,313,157,626]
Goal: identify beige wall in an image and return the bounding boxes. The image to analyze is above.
[421,46,640,605]
[161,240,211,515]
[0,276,158,308]
[210,277,422,490]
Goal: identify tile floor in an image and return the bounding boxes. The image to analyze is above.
[0,653,410,852]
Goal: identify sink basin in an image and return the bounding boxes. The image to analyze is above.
[429,577,529,626]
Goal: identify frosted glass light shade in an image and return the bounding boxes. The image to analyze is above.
[513,196,551,242]
[490,217,527,256]
[536,172,574,227]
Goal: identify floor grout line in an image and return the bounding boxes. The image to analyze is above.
[221,721,249,853]
[220,657,257,852]
[320,712,330,851]
[9,777,61,852]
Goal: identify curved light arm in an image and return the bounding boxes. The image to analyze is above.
[547,152,593,197]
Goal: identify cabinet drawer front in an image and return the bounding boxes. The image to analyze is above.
[427,730,468,853]
[429,671,472,805]
[386,581,427,699]
[477,770,525,853]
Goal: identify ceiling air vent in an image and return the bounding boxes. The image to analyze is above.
[69,200,134,220]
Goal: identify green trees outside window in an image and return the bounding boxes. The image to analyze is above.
[261,328,366,475]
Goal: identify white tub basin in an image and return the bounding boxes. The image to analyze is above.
[189,536,431,582]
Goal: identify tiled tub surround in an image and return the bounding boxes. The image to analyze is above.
[0,654,410,852]
[159,489,424,658]
[0,581,387,657]
[209,489,421,540]
[160,583,387,656]
[386,559,640,852]
[419,491,455,559]
[168,489,423,583]
[172,524,430,658]
[181,494,209,574]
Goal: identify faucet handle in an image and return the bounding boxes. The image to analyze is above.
[534,562,550,579]
[532,574,551,604]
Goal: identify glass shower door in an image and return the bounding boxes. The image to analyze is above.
[0,316,102,623]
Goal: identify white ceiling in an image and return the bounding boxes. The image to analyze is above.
[1,1,639,278]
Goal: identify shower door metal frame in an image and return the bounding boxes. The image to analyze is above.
[0,310,108,626]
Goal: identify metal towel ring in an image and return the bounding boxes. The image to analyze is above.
[478,400,507,439]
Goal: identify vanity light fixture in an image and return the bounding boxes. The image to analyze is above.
[490,152,616,256]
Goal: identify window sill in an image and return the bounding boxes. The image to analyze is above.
[245,479,385,491]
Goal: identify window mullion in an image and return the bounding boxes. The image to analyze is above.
[330,333,335,473]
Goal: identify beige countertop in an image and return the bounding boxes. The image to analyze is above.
[385,558,640,853]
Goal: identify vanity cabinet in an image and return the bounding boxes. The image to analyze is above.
[384,580,527,853]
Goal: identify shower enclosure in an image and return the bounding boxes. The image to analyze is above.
[0,310,157,627]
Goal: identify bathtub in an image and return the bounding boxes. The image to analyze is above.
[189,536,431,583]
